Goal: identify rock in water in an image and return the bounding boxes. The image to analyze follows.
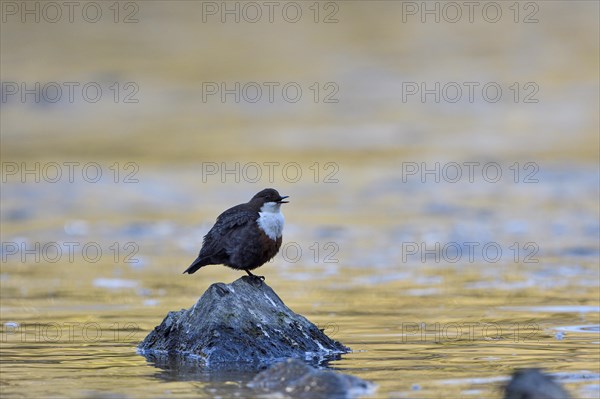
[138,276,350,366]
[504,368,571,399]
[249,359,375,399]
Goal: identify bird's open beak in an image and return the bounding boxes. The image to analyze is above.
[278,196,289,204]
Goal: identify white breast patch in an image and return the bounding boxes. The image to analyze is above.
[257,202,285,240]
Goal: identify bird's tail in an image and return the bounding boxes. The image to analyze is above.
[182,255,210,274]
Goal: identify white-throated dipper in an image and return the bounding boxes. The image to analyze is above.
[183,188,289,280]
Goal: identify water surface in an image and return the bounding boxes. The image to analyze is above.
[1,1,599,398]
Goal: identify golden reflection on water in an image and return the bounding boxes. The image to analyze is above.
[1,1,599,398]
[2,164,598,397]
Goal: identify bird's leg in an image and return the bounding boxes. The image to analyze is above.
[245,270,265,281]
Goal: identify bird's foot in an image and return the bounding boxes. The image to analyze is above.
[245,270,265,282]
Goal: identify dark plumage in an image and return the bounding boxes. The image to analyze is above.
[183,188,288,279]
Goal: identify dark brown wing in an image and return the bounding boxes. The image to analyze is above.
[183,205,258,274]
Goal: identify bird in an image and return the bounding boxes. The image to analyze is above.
[183,188,289,280]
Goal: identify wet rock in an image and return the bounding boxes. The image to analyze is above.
[248,358,375,399]
[138,276,349,367]
[504,368,571,399]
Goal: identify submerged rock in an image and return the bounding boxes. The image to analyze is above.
[504,368,571,399]
[138,276,349,366]
[248,358,375,399]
